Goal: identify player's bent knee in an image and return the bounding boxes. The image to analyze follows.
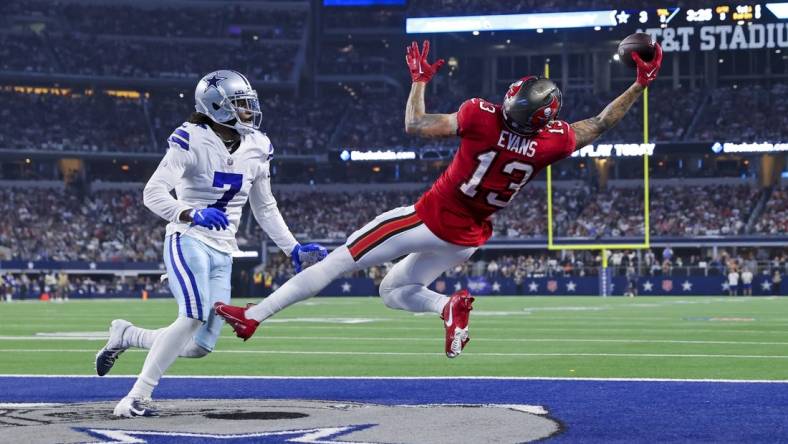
[379,286,397,309]
[181,341,211,358]
[378,274,399,307]
[379,282,421,311]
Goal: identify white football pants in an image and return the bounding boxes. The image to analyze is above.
[246,205,477,322]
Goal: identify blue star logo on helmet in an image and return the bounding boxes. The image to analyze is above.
[204,73,227,93]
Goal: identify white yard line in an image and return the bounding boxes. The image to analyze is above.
[1,374,788,384]
[4,348,788,359]
[3,335,788,346]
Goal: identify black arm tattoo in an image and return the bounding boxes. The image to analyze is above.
[570,83,645,150]
[404,82,458,138]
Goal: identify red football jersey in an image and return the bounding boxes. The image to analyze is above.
[415,98,576,246]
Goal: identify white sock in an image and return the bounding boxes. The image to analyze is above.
[123,326,163,349]
[123,325,209,358]
[246,247,355,322]
[127,316,201,399]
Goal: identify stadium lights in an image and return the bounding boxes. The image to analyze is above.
[406,10,617,34]
[766,2,788,19]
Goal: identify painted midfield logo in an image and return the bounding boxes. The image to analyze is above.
[78,424,375,443]
[0,399,559,443]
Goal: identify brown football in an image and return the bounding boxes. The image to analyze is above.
[617,33,655,69]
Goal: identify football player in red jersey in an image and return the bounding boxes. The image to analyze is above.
[216,40,663,358]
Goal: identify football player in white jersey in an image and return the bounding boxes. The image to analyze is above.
[95,70,327,417]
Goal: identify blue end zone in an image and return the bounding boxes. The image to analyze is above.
[2,376,787,443]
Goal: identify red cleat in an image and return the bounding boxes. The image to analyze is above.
[440,289,475,358]
[214,302,259,341]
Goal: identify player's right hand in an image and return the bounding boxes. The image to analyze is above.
[191,208,229,230]
[406,40,444,83]
[632,42,663,88]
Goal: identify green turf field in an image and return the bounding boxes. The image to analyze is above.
[1,296,787,380]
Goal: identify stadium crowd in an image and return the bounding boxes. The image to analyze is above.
[2,81,784,154]
[1,184,784,264]
[3,247,784,301]
[2,0,306,83]
[254,245,787,295]
[561,184,759,238]
[50,35,295,82]
[0,187,164,262]
[0,90,152,152]
[693,83,788,142]
[562,87,706,143]
[0,272,169,301]
[4,1,307,39]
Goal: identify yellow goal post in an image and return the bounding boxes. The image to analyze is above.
[542,62,651,273]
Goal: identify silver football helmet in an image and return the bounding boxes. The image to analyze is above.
[194,70,262,135]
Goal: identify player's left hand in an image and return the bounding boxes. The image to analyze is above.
[290,243,328,273]
[632,42,663,88]
[406,40,445,83]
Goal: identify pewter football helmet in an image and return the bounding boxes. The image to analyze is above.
[194,70,262,135]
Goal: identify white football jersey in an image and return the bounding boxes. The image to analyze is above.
[143,122,298,255]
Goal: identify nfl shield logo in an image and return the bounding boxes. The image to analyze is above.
[547,280,558,293]
[661,280,673,292]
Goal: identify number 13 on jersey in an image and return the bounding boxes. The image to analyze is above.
[459,151,534,208]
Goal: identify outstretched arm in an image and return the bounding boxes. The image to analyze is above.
[403,40,457,138]
[571,42,663,150]
[404,82,457,137]
[248,162,328,272]
[570,83,645,149]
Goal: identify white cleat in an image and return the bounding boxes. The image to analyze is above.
[113,396,159,418]
[95,319,132,376]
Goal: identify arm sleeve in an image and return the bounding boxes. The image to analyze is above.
[248,164,299,256]
[142,147,195,223]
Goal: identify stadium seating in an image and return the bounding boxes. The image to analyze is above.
[0,187,164,262]
[0,90,152,152]
[5,83,773,153]
[4,1,306,39]
[49,35,295,81]
[4,183,782,264]
[693,84,788,142]
[1,0,307,83]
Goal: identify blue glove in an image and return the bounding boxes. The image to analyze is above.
[191,208,229,231]
[291,243,328,273]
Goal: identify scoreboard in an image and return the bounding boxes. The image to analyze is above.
[406,3,788,40]
[628,5,788,51]
[617,5,768,28]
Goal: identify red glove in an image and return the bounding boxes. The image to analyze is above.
[632,42,663,88]
[406,40,444,83]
